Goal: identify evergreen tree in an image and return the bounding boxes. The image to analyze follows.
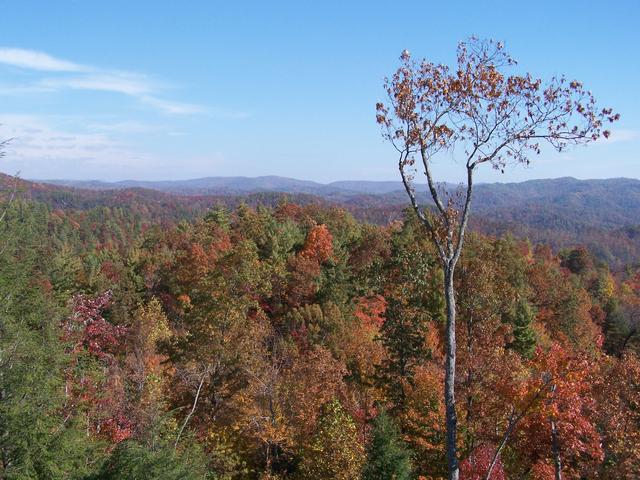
[0,202,98,479]
[362,410,414,480]
[507,298,537,358]
[88,439,207,480]
[603,303,639,356]
[377,297,432,409]
[377,212,442,411]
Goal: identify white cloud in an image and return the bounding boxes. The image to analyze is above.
[140,96,206,115]
[0,83,54,96]
[0,47,206,116]
[86,121,163,134]
[0,114,153,176]
[0,114,232,180]
[40,72,156,96]
[0,47,87,72]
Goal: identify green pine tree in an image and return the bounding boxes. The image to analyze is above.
[88,439,208,480]
[0,201,99,479]
[377,297,432,409]
[507,298,537,358]
[362,410,414,480]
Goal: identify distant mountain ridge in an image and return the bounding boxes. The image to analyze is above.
[39,175,640,228]
[40,175,640,198]
[41,175,408,196]
[7,174,640,267]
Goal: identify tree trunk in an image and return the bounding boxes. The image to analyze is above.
[465,311,475,452]
[551,417,562,480]
[174,370,207,450]
[444,265,459,480]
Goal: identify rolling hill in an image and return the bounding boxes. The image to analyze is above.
[8,174,640,267]
[42,176,640,228]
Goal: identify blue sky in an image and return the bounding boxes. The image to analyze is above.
[0,0,638,183]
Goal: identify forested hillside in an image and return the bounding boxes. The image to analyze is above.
[1,184,639,479]
[2,0,637,478]
[11,174,640,267]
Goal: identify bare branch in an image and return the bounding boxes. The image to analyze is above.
[174,367,209,450]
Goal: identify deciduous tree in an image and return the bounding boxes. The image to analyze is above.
[297,399,365,480]
[377,37,617,480]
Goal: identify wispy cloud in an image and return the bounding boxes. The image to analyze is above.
[0,47,206,116]
[140,96,206,115]
[40,73,156,96]
[0,47,87,72]
[86,120,165,134]
[0,114,154,174]
[0,82,54,95]
[0,114,232,180]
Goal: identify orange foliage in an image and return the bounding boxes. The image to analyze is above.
[516,344,603,478]
[401,363,447,475]
[286,255,321,307]
[595,354,640,478]
[284,346,347,440]
[301,224,333,263]
[354,295,386,330]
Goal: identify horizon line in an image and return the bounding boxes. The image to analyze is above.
[21,174,640,186]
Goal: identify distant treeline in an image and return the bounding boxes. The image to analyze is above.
[5,173,640,268]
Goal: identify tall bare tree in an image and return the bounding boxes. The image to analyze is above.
[376,38,618,480]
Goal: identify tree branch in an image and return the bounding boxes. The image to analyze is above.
[399,149,446,260]
[174,368,208,450]
[483,376,555,480]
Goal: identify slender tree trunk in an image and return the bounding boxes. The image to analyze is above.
[399,155,473,480]
[444,265,459,480]
[465,311,475,452]
[484,411,517,480]
[551,417,562,480]
[174,370,207,450]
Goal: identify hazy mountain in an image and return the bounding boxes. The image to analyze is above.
[6,174,640,266]
[31,176,640,226]
[42,175,640,207]
[44,175,354,196]
[327,180,405,194]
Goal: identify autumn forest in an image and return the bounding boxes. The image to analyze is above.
[1,33,639,480]
[0,176,638,480]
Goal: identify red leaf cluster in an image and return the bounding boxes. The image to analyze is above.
[459,444,506,480]
[64,290,127,363]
